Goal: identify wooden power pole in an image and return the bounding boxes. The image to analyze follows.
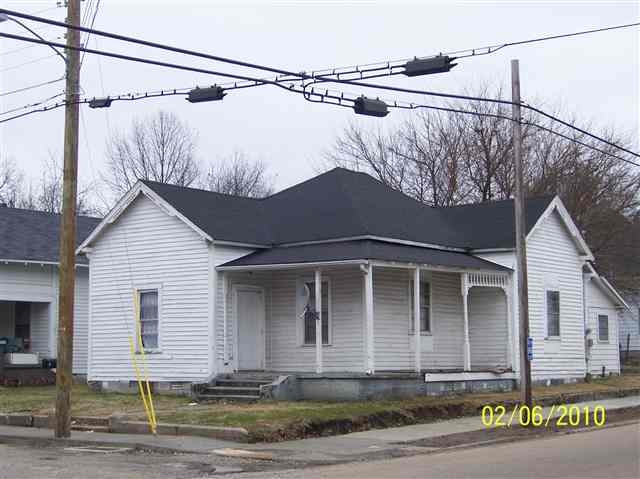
[55,0,82,439]
[511,59,532,407]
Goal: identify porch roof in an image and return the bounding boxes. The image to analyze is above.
[217,239,510,272]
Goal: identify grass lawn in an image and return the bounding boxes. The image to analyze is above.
[2,374,639,440]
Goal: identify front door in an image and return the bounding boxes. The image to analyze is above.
[236,288,265,370]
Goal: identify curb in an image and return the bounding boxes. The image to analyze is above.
[0,414,249,443]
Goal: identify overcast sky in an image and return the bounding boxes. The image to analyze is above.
[1,0,638,195]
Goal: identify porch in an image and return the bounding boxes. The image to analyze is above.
[0,300,56,385]
[215,240,515,395]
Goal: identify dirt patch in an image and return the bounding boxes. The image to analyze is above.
[406,406,640,448]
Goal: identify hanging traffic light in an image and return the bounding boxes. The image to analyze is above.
[187,86,226,103]
[353,96,389,117]
[88,97,112,109]
[403,56,457,77]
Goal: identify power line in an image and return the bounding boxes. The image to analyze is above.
[3,8,637,159]
[1,16,638,161]
[80,0,100,69]
[3,84,638,170]
[0,53,60,72]
[0,76,64,96]
[4,7,639,84]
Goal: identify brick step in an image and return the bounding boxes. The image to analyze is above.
[197,394,261,402]
[203,386,262,396]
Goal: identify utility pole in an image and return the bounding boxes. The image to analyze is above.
[55,0,81,439]
[511,59,532,407]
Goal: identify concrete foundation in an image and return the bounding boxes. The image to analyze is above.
[266,373,517,401]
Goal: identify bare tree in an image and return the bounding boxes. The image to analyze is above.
[326,85,640,288]
[0,158,22,207]
[104,111,200,196]
[202,152,274,198]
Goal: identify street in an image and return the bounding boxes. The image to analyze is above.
[230,423,639,479]
[0,423,637,479]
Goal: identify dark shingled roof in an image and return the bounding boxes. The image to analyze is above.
[142,168,555,251]
[0,207,101,264]
[220,240,510,271]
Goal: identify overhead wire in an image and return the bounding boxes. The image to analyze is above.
[2,8,637,159]
[1,8,638,162]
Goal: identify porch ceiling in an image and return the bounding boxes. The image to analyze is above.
[217,239,511,271]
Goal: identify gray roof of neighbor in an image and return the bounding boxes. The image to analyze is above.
[142,168,554,250]
[0,207,101,264]
[219,239,510,271]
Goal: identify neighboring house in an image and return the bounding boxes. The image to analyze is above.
[0,206,100,375]
[78,168,627,399]
[619,292,640,354]
[582,263,629,375]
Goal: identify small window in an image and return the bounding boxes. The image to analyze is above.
[598,314,609,342]
[546,290,560,337]
[410,281,431,333]
[303,281,330,345]
[637,307,640,333]
[138,290,159,350]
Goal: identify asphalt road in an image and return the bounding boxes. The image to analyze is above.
[0,423,637,478]
[230,423,640,479]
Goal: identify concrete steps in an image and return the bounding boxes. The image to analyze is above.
[196,373,278,402]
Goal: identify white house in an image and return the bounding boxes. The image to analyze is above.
[78,168,628,399]
[581,263,628,375]
[619,293,640,355]
[0,206,99,379]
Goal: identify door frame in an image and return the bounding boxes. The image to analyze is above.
[232,284,266,371]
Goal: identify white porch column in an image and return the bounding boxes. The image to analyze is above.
[413,267,421,373]
[314,269,323,374]
[222,271,229,366]
[364,264,375,373]
[503,284,513,370]
[461,273,471,371]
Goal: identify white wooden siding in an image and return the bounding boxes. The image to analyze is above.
[468,288,508,369]
[526,210,586,380]
[585,276,620,374]
[219,265,365,373]
[0,263,56,302]
[73,268,89,373]
[29,302,50,357]
[373,269,465,371]
[88,194,211,382]
[619,294,640,352]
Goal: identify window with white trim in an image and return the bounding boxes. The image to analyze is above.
[546,290,560,337]
[409,280,431,334]
[138,290,159,350]
[303,281,330,345]
[598,314,609,342]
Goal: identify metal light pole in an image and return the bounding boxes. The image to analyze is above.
[55,0,81,439]
[511,59,532,407]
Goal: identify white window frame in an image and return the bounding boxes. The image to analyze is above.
[408,279,432,335]
[297,276,332,347]
[597,313,609,343]
[135,286,162,353]
[545,289,561,339]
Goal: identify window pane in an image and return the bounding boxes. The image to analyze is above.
[598,315,609,341]
[547,291,560,337]
[304,282,329,345]
[141,334,158,349]
[140,291,158,320]
[421,307,430,332]
[140,320,158,335]
[304,308,316,344]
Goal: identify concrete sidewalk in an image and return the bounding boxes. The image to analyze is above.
[0,395,638,463]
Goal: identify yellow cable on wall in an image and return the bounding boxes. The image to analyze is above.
[129,290,158,434]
